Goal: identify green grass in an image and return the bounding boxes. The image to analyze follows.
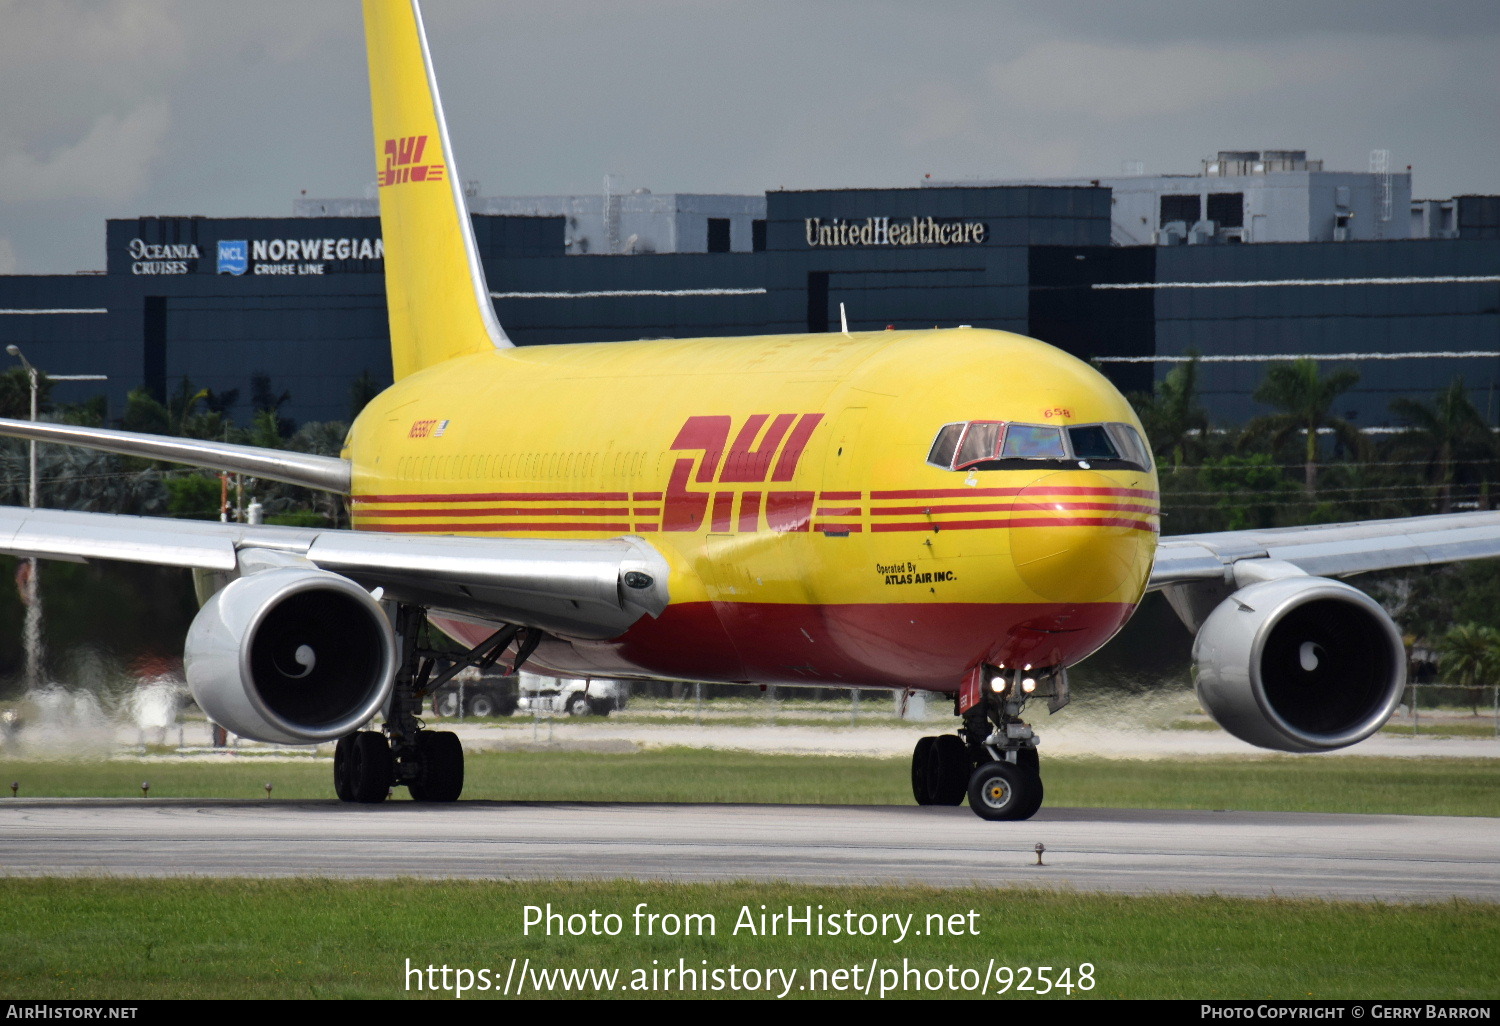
[0,879,1492,999]
[1378,721,1500,738]
[2,748,1497,816]
[3,751,1496,1000]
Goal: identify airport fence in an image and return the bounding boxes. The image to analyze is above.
[1396,682,1500,737]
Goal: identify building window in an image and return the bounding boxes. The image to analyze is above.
[752,219,767,252]
[1159,195,1201,227]
[707,218,731,253]
[1206,192,1243,228]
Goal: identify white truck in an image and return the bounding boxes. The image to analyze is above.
[429,668,518,718]
[516,672,629,717]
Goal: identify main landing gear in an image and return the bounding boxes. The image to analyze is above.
[911,665,1060,821]
[334,606,539,804]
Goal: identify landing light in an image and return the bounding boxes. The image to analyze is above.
[1022,678,1037,693]
[989,676,1007,694]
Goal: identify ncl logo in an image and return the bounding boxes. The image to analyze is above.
[217,240,248,276]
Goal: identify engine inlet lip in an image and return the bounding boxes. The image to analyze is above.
[1245,578,1406,751]
[234,570,397,742]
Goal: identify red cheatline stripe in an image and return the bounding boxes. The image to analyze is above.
[632,507,661,516]
[819,491,861,500]
[871,516,1158,533]
[357,506,631,518]
[634,524,659,532]
[814,523,863,533]
[632,492,664,501]
[815,507,862,517]
[355,521,631,533]
[871,486,1158,500]
[353,491,630,504]
[871,501,1158,516]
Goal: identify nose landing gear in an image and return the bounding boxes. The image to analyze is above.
[909,664,1062,820]
[911,734,968,806]
[966,752,1043,821]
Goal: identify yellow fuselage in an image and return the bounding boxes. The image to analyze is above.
[346,327,1159,689]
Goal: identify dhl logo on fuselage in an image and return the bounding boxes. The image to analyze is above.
[351,412,1159,536]
[378,134,446,187]
[661,413,836,533]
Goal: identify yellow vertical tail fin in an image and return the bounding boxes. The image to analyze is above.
[363,0,510,380]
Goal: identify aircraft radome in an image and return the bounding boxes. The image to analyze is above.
[2,0,1499,819]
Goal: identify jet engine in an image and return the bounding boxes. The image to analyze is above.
[1192,576,1405,753]
[185,567,396,744]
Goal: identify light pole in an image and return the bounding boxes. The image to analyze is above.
[5,346,107,691]
[6,345,40,691]
[4,345,37,510]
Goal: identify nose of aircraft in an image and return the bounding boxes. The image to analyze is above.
[1007,471,1157,604]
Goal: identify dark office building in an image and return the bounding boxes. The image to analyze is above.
[1,184,1496,429]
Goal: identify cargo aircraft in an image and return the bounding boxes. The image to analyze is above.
[2,0,1499,819]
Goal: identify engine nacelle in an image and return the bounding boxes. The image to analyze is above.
[1192,576,1405,753]
[185,568,396,744]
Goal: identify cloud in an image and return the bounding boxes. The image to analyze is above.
[0,101,172,203]
[0,0,185,67]
[986,38,1349,120]
[899,81,983,148]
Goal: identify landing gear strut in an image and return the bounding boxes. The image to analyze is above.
[333,605,536,804]
[909,665,1061,821]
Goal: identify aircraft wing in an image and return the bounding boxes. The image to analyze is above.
[0,505,668,640]
[1150,509,1500,589]
[0,420,668,637]
[0,417,348,492]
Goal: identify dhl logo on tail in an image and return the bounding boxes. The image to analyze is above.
[379,134,446,186]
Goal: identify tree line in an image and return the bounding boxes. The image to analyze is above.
[1131,356,1500,710]
[0,368,383,528]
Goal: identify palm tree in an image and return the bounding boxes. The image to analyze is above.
[1389,377,1494,514]
[0,366,52,419]
[1130,355,1209,470]
[1243,359,1362,496]
[1437,622,1500,716]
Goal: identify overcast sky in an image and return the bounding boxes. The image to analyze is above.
[2,0,1498,274]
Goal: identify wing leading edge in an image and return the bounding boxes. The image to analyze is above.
[1150,509,1500,589]
[0,417,349,494]
[1150,509,1500,635]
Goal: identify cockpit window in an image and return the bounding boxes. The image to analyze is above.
[954,422,1003,468]
[1001,424,1066,459]
[1066,424,1118,461]
[927,420,1152,472]
[927,423,965,468]
[1105,423,1153,470]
